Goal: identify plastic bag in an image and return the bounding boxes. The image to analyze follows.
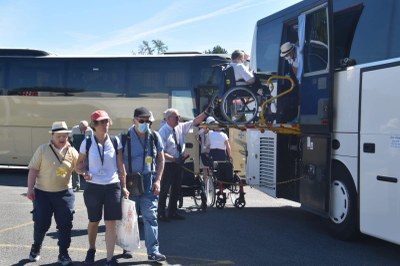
[116,198,140,251]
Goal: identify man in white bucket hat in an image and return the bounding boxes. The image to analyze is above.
[27,121,79,265]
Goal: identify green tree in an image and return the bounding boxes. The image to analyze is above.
[152,40,168,54]
[204,45,228,54]
[136,39,168,55]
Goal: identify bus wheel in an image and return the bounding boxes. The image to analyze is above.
[329,167,359,240]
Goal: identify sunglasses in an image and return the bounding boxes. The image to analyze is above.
[137,119,151,124]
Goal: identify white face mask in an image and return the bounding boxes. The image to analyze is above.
[138,122,149,133]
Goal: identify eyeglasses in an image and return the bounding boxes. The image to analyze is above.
[137,118,150,124]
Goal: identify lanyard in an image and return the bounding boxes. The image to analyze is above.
[49,144,69,164]
[94,136,105,166]
[133,128,148,172]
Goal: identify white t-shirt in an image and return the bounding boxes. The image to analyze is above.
[229,62,254,85]
[80,135,122,185]
[209,130,228,150]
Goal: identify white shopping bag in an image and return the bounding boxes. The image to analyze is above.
[116,198,140,251]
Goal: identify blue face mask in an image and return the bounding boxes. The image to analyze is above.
[138,122,150,133]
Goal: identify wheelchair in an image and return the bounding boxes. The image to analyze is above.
[212,161,246,209]
[178,160,208,211]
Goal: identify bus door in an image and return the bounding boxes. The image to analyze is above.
[359,64,400,245]
[282,1,334,216]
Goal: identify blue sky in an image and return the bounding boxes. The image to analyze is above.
[0,0,301,56]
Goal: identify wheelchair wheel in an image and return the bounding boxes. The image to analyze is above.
[210,94,229,124]
[205,176,216,207]
[234,198,246,209]
[230,191,239,206]
[216,198,225,209]
[220,86,258,125]
[193,189,204,209]
[178,196,183,209]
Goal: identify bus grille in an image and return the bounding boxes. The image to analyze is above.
[259,136,276,189]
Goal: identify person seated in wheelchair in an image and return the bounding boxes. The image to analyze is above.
[228,50,255,86]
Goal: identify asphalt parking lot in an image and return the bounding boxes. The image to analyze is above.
[1,169,400,266]
[2,169,293,266]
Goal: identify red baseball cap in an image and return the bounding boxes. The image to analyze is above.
[90,110,110,121]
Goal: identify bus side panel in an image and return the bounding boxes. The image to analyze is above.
[0,125,32,165]
[246,129,277,197]
[359,63,400,245]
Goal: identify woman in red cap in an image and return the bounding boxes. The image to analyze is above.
[76,110,128,266]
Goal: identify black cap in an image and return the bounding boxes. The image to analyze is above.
[134,107,151,117]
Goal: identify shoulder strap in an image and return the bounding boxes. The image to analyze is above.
[85,136,92,169]
[109,135,118,165]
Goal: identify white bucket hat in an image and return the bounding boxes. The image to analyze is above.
[280,42,295,57]
[49,121,71,134]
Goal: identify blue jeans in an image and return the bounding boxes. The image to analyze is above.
[129,173,159,254]
[31,188,75,255]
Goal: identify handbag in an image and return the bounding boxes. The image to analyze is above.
[116,198,140,251]
[126,172,144,196]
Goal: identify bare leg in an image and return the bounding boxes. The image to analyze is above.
[104,220,117,261]
[87,221,99,249]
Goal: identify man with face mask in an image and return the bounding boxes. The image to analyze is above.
[121,107,166,262]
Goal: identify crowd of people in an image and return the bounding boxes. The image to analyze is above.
[26,105,211,266]
[26,46,298,265]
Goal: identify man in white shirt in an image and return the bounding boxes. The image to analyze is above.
[229,50,255,86]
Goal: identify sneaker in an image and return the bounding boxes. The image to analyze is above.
[29,244,41,262]
[75,185,80,192]
[148,252,166,262]
[122,249,133,259]
[58,253,73,266]
[169,213,185,220]
[105,257,119,266]
[84,248,96,264]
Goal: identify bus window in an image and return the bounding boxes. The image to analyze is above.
[304,8,329,74]
[128,58,190,98]
[171,90,194,119]
[67,59,126,97]
[333,4,363,68]
[0,63,4,95]
[8,59,64,96]
[256,20,282,72]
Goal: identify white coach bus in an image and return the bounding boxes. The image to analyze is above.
[0,50,229,167]
[246,0,400,244]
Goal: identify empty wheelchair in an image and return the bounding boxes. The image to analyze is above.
[213,161,246,209]
[178,160,207,211]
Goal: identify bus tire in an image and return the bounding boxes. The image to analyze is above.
[328,164,359,240]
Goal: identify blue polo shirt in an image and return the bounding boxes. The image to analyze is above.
[122,126,163,175]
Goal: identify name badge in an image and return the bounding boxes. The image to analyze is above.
[97,169,106,176]
[145,156,153,164]
[56,167,67,178]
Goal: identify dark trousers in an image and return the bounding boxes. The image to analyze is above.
[158,162,183,216]
[210,148,228,162]
[32,188,75,255]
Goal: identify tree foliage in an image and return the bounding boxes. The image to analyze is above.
[136,39,168,55]
[204,45,228,54]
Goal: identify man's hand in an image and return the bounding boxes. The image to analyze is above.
[27,188,35,201]
[152,179,161,196]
